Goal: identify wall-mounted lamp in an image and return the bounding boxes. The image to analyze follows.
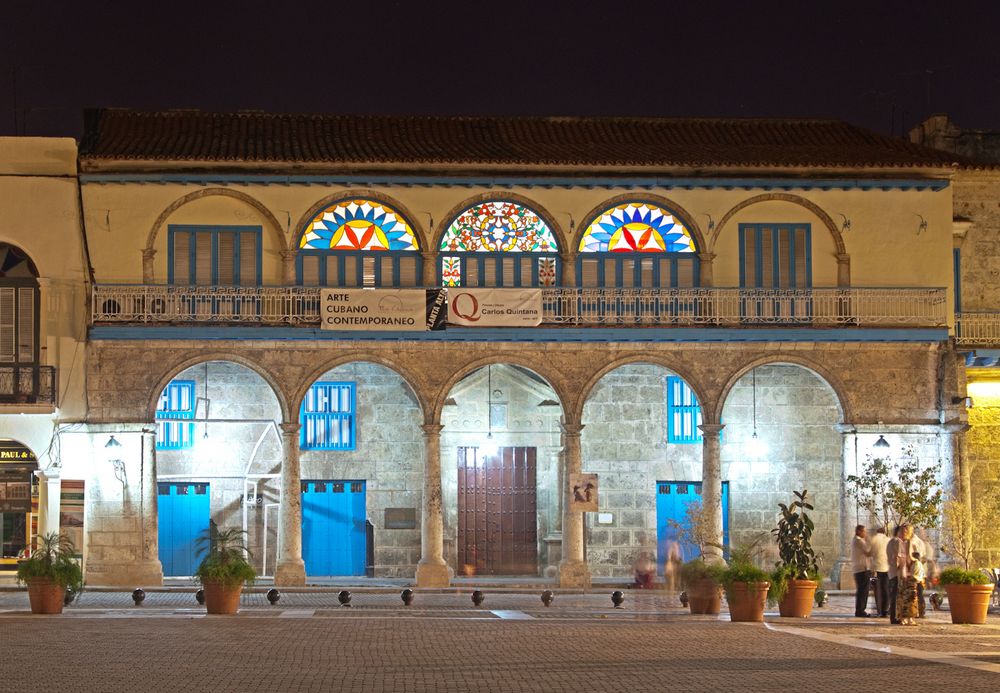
[873,435,891,449]
[702,213,715,233]
[538,399,560,407]
[481,365,498,457]
[951,396,973,408]
[105,435,127,492]
[557,212,575,236]
[837,213,851,233]
[744,368,767,459]
[916,214,928,235]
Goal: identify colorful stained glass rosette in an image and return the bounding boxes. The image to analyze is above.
[300,200,418,251]
[579,203,695,253]
[440,201,557,253]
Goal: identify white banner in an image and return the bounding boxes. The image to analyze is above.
[321,289,427,331]
[447,289,543,326]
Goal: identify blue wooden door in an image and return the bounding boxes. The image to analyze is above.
[301,480,366,576]
[157,482,210,577]
[656,481,730,574]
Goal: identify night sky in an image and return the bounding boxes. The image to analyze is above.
[3,0,999,139]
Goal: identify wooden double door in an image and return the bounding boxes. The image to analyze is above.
[457,446,537,576]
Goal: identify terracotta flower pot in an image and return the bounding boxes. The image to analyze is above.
[27,578,65,615]
[202,581,243,615]
[687,578,722,615]
[778,579,818,618]
[943,583,994,624]
[726,581,769,622]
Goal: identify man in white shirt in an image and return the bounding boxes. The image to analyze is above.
[851,524,872,617]
[868,527,890,617]
[887,525,902,624]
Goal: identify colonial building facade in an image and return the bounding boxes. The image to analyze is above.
[0,111,972,587]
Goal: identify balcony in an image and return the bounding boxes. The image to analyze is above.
[956,313,1000,347]
[92,285,948,330]
[0,365,57,405]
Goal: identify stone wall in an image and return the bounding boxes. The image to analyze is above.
[954,172,1000,311]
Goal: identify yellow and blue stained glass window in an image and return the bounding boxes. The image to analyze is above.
[580,202,695,254]
[300,200,418,251]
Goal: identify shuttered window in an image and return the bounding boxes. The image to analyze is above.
[156,380,196,450]
[575,255,700,287]
[168,226,262,286]
[301,382,356,451]
[296,251,421,287]
[0,286,37,365]
[739,224,811,288]
[666,376,702,444]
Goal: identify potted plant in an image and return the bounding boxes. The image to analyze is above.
[938,567,993,624]
[680,559,726,614]
[721,536,770,622]
[771,489,821,617]
[16,532,84,614]
[194,525,256,615]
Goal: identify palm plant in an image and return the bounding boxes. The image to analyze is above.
[193,524,256,588]
[16,532,84,593]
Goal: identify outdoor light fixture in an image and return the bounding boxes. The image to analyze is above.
[105,435,127,491]
[873,435,891,449]
[838,213,851,232]
[745,368,766,459]
[481,365,498,457]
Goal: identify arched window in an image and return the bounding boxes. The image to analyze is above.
[578,202,699,287]
[297,199,421,287]
[439,201,560,287]
[0,244,40,403]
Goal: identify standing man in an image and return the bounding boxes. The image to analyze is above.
[869,527,890,617]
[851,524,872,617]
[887,525,902,624]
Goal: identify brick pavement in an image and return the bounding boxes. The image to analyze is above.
[0,590,998,691]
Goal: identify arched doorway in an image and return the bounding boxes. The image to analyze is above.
[154,360,283,578]
[441,364,563,576]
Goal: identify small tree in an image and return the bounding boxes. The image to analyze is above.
[846,444,943,530]
[940,484,1000,570]
[773,489,820,580]
[668,501,722,559]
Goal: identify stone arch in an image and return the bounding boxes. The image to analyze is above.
[291,353,428,424]
[574,354,709,424]
[711,192,847,256]
[146,352,290,423]
[434,355,568,424]
[435,192,567,253]
[712,353,851,425]
[144,188,288,259]
[292,190,430,252]
[574,193,706,255]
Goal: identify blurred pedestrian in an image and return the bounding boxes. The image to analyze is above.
[851,524,872,617]
[869,527,890,617]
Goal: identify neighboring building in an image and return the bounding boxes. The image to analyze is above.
[0,138,89,577]
[913,115,1000,567]
[1,111,969,588]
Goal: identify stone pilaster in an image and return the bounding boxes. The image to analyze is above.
[837,253,851,287]
[559,421,591,588]
[416,423,450,586]
[34,468,61,539]
[560,253,576,287]
[698,252,715,287]
[275,422,306,585]
[941,422,971,511]
[142,249,156,283]
[698,423,725,564]
[280,250,297,284]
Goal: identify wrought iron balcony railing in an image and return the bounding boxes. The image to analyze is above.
[0,365,57,405]
[956,313,1000,346]
[92,285,948,329]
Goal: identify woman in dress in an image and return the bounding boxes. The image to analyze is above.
[896,525,920,625]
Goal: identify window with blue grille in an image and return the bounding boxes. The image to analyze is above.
[156,380,196,450]
[666,376,702,444]
[301,382,356,450]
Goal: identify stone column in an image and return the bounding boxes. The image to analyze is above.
[834,424,857,588]
[421,251,438,287]
[280,250,297,284]
[698,252,715,287]
[275,422,306,585]
[142,249,156,283]
[138,428,164,583]
[416,423,450,586]
[560,252,576,287]
[34,468,61,538]
[559,421,591,588]
[837,253,851,287]
[698,423,725,564]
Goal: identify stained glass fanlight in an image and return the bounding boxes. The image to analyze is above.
[579,202,696,254]
[440,201,557,253]
[300,199,418,251]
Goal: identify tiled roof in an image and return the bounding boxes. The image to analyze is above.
[79,109,964,170]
